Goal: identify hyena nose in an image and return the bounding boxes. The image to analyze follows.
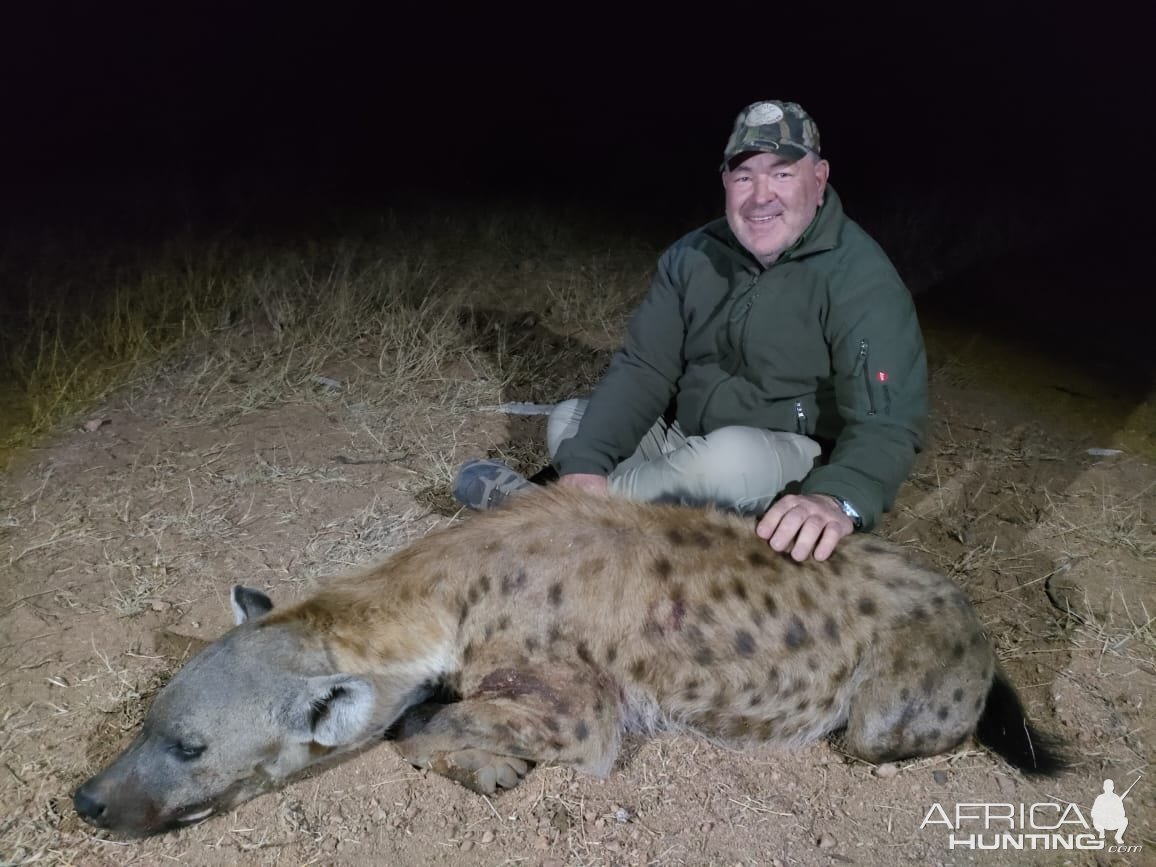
[74,782,108,825]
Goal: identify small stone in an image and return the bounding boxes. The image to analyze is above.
[817,834,837,849]
[149,598,170,612]
[932,770,948,785]
[481,830,495,844]
[459,840,473,851]
[873,762,899,778]
[535,835,550,849]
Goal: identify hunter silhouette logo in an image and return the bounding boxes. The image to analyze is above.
[1091,777,1137,845]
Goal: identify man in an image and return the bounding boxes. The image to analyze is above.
[455,100,927,562]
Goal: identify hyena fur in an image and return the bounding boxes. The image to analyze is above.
[75,486,1065,835]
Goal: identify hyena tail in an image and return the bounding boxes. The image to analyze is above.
[975,671,1068,776]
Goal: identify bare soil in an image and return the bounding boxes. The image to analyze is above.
[1,310,1152,866]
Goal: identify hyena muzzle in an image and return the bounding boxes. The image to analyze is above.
[75,487,1065,836]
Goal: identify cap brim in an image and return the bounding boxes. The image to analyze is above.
[722,144,813,172]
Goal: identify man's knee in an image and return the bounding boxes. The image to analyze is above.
[697,427,819,477]
[684,426,821,499]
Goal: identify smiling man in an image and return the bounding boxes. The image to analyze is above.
[455,100,928,562]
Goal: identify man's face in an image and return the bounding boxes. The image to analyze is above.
[723,151,830,266]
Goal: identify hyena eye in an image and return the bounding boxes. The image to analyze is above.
[170,741,206,761]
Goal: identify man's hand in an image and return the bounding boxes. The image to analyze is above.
[558,473,610,494]
[756,493,854,562]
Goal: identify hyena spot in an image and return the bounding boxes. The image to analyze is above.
[576,641,593,665]
[747,550,770,568]
[548,583,563,606]
[823,616,839,643]
[734,630,756,657]
[920,671,937,695]
[783,616,810,649]
[688,530,712,549]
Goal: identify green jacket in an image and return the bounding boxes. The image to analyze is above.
[553,187,928,530]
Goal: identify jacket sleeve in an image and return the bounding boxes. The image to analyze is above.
[800,255,928,530]
[553,247,687,476]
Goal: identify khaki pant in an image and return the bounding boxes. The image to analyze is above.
[547,398,822,514]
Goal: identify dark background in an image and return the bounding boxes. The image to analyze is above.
[3,4,1153,382]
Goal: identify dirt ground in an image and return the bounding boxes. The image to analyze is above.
[1,308,1152,866]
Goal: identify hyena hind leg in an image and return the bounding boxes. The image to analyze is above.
[840,621,994,764]
[391,659,622,794]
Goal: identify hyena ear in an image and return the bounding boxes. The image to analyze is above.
[231,585,274,625]
[299,675,377,747]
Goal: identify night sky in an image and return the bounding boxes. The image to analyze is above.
[3,6,1154,378]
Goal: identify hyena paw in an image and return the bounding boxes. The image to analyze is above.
[429,749,532,794]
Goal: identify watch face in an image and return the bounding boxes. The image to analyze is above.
[838,499,862,527]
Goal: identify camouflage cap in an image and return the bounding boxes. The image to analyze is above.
[722,100,821,170]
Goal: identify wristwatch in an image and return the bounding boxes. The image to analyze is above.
[829,496,863,529]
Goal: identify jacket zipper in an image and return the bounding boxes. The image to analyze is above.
[853,339,877,416]
[794,401,808,434]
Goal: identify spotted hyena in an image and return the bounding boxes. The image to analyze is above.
[75,487,1064,835]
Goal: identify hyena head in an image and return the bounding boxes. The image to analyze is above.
[73,587,426,836]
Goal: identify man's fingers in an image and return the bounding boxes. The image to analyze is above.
[758,493,854,561]
[755,500,789,539]
[810,522,850,562]
[766,508,806,553]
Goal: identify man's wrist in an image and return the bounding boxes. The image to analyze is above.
[823,494,863,529]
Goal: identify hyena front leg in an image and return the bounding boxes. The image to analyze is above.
[391,656,622,795]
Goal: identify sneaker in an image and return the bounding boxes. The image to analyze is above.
[452,459,534,510]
